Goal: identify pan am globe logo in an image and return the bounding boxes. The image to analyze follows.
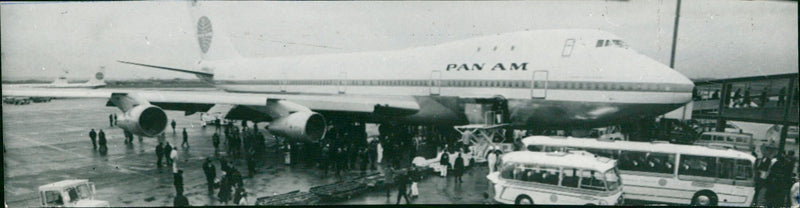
[197,16,213,54]
[95,72,104,80]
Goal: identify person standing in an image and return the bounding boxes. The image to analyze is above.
[368,139,378,170]
[454,153,465,183]
[377,140,384,165]
[170,147,179,173]
[212,132,220,152]
[89,129,97,150]
[756,153,771,200]
[108,114,114,127]
[113,114,117,126]
[765,153,785,207]
[218,170,231,204]
[98,130,107,154]
[171,120,177,134]
[385,167,394,199]
[165,142,173,165]
[156,143,165,168]
[247,149,256,177]
[181,128,189,148]
[744,87,752,108]
[173,169,184,195]
[359,147,369,176]
[334,147,343,179]
[439,151,450,177]
[409,167,420,198]
[487,148,498,173]
[215,118,222,133]
[320,144,330,178]
[203,158,216,193]
[395,171,411,204]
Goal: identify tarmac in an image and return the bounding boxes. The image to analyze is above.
[2,98,493,206]
[3,98,790,206]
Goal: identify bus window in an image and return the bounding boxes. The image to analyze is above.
[44,191,63,205]
[513,166,524,180]
[605,168,622,191]
[645,152,676,174]
[735,137,746,143]
[541,166,560,185]
[619,150,648,172]
[524,169,536,182]
[717,158,736,180]
[735,159,754,180]
[700,135,711,141]
[561,168,580,188]
[678,155,717,178]
[500,162,516,179]
[77,184,91,199]
[67,187,79,203]
[579,170,606,191]
[527,145,543,152]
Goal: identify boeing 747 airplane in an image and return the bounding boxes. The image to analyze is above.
[5,2,694,143]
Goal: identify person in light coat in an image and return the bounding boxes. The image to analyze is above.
[487,149,498,173]
[170,147,179,173]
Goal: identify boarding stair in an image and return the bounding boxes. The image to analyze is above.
[454,110,513,163]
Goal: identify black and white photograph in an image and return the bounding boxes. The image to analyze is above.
[2,0,798,207]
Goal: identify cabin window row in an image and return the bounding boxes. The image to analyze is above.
[527,145,753,180]
[263,79,673,92]
[498,162,619,191]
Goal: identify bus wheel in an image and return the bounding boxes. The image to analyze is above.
[515,195,533,205]
[691,191,717,206]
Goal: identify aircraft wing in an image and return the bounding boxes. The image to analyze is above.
[2,88,421,121]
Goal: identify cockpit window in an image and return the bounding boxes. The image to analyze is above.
[596,39,628,49]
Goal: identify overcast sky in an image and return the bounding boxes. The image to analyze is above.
[1,0,797,81]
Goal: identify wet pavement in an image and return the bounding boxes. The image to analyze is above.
[3,98,493,206]
[6,98,788,206]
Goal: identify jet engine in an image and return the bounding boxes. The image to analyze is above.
[116,105,168,137]
[267,111,326,142]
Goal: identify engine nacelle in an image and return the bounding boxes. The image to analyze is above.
[116,105,168,137]
[268,112,326,142]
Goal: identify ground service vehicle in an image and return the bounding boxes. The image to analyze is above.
[695,132,755,153]
[38,179,109,207]
[486,151,623,205]
[523,136,756,206]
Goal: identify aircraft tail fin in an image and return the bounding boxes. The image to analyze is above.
[189,1,242,62]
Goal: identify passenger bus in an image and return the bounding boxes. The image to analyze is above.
[522,136,756,206]
[695,132,755,153]
[486,151,624,205]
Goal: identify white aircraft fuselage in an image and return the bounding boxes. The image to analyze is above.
[201,29,694,128]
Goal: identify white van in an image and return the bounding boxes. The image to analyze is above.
[486,151,623,205]
[38,179,109,207]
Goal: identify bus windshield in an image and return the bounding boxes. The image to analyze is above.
[605,168,621,191]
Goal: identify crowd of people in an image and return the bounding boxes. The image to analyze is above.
[697,86,798,109]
